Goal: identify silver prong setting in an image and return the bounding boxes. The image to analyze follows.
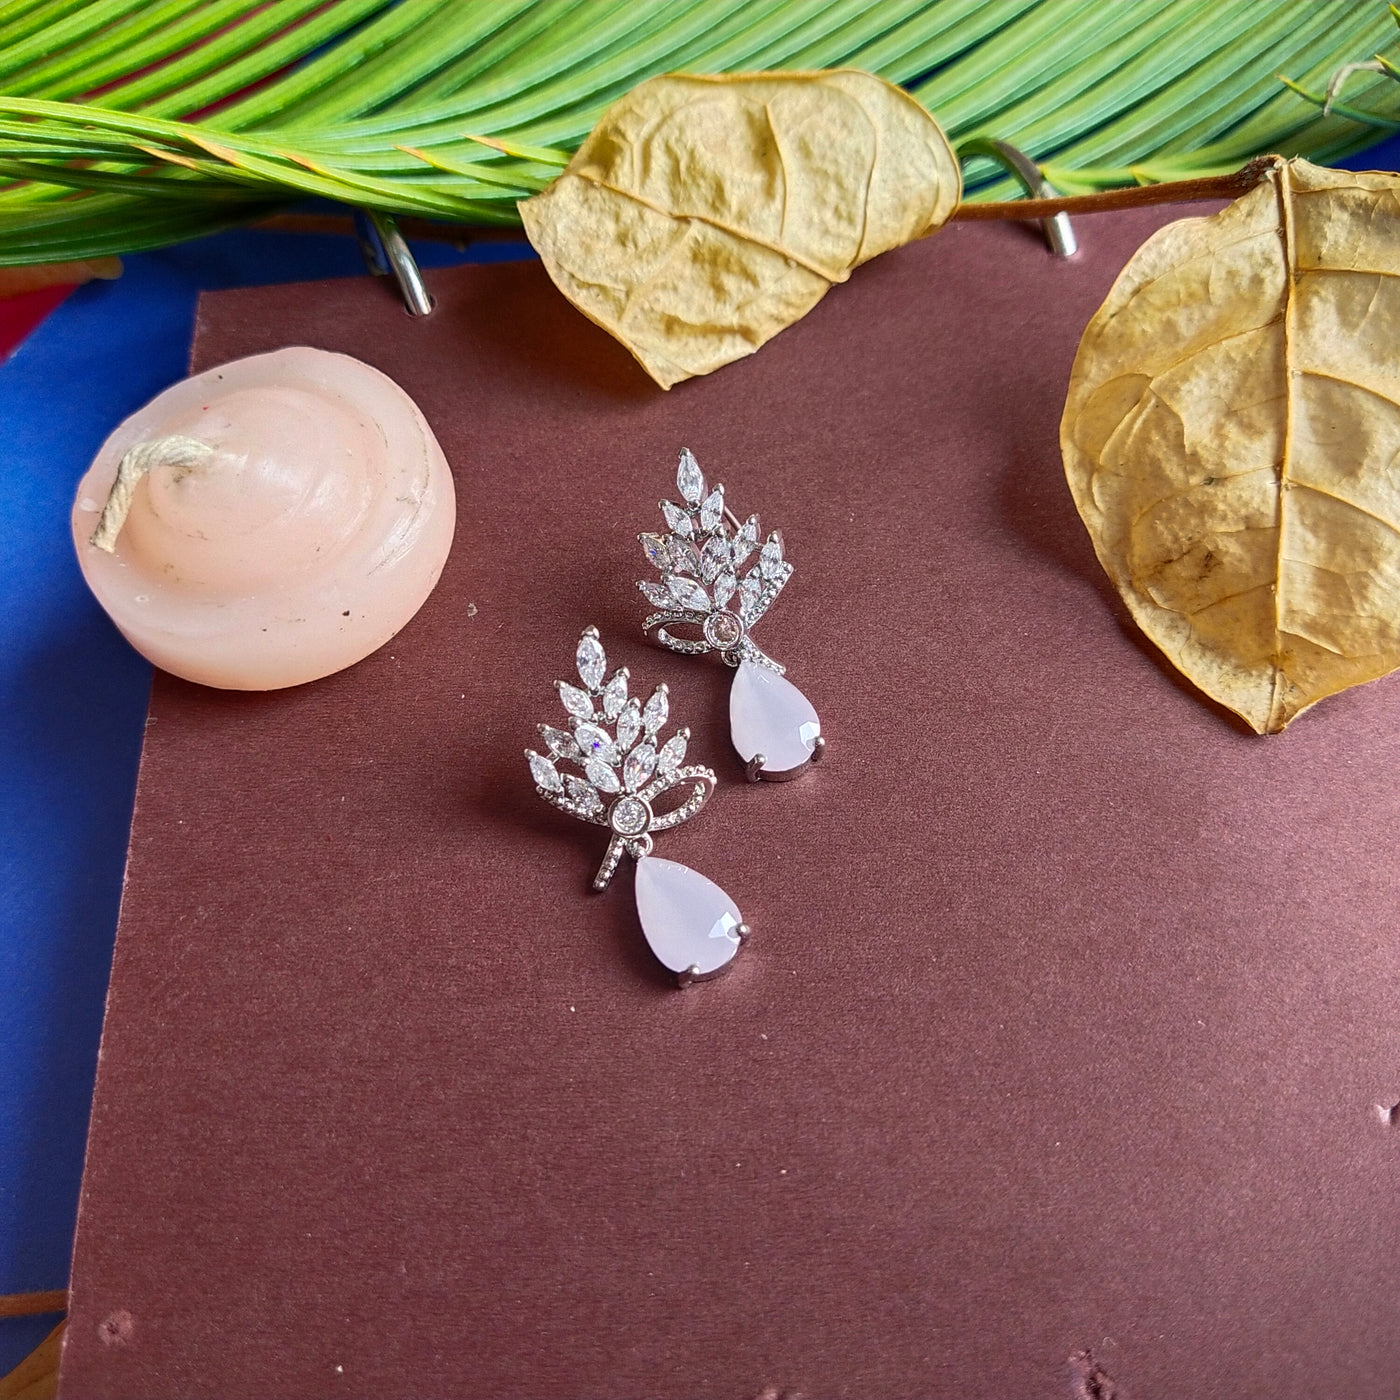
[746,746,820,782]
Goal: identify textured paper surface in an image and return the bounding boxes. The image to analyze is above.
[61,208,1400,1400]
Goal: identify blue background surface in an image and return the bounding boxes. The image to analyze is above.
[6,133,1400,1376]
[0,226,531,1372]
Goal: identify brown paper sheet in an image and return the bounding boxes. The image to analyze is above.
[60,207,1400,1400]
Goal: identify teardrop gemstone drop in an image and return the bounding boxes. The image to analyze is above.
[729,660,821,775]
[634,856,744,978]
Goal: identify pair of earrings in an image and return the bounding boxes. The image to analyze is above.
[525,449,825,986]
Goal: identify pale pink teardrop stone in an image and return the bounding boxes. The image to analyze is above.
[71,347,455,689]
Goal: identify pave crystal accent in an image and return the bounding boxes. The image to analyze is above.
[609,794,651,836]
[677,447,704,504]
[623,742,657,792]
[667,575,709,611]
[526,750,561,793]
[586,758,620,794]
[601,670,629,720]
[699,487,724,533]
[540,725,581,760]
[558,681,593,719]
[644,766,713,831]
[574,722,619,765]
[576,631,606,689]
[642,687,669,736]
[564,774,603,815]
[616,698,642,751]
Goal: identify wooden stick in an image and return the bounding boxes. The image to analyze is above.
[0,1292,66,1319]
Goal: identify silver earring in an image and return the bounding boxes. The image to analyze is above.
[525,626,751,986]
[636,449,825,781]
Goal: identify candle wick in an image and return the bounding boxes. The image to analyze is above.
[89,435,213,554]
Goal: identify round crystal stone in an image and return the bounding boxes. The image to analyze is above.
[704,609,744,650]
[609,794,651,837]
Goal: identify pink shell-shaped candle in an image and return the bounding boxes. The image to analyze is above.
[71,347,455,689]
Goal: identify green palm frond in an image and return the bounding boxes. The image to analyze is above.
[0,0,1398,266]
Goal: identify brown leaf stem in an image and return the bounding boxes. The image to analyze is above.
[0,1320,64,1400]
[951,157,1278,221]
[0,1292,66,1319]
[253,159,1280,246]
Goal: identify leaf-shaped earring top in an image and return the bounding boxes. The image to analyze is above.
[525,626,717,889]
[637,449,794,672]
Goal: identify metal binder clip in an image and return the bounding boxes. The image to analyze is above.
[353,209,434,316]
[957,139,1078,258]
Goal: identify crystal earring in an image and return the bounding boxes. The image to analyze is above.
[525,626,751,986]
[636,449,825,781]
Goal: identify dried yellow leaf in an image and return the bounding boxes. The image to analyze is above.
[519,70,959,389]
[1063,157,1400,734]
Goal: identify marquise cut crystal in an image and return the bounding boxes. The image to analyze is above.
[586,758,621,794]
[729,660,821,773]
[657,731,687,773]
[667,575,710,612]
[700,534,730,582]
[642,687,669,736]
[574,722,619,765]
[601,671,629,720]
[639,532,671,571]
[623,743,657,792]
[540,725,580,760]
[616,699,643,751]
[738,572,763,622]
[732,514,760,564]
[526,750,562,793]
[634,856,744,977]
[699,487,725,533]
[576,633,606,690]
[558,681,593,719]
[660,500,692,537]
[759,537,785,580]
[677,448,705,504]
[670,539,703,577]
